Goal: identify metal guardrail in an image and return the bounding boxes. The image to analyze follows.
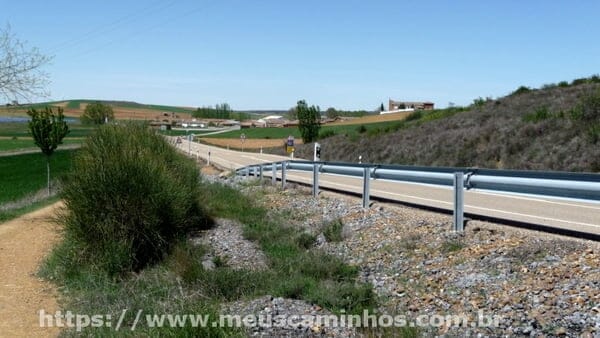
[236,160,600,232]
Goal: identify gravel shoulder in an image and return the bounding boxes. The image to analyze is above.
[217,174,600,337]
[0,202,62,337]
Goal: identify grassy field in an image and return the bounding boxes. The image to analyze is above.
[0,149,77,205]
[202,121,397,140]
[0,122,94,152]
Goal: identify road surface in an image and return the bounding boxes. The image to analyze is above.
[175,138,600,236]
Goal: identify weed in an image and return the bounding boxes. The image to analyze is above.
[523,106,553,122]
[295,232,316,249]
[441,239,464,253]
[404,110,423,122]
[323,218,344,242]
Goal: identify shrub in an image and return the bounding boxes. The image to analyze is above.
[570,89,600,121]
[405,110,423,122]
[295,232,316,249]
[60,123,209,275]
[558,81,570,87]
[81,101,114,125]
[318,129,336,139]
[356,125,367,133]
[523,106,552,122]
[511,85,531,95]
[587,123,600,144]
[322,218,344,242]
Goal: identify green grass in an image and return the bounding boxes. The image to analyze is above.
[0,149,76,204]
[202,121,400,141]
[62,99,196,114]
[0,138,82,151]
[0,122,95,138]
[42,177,378,335]
[0,196,60,223]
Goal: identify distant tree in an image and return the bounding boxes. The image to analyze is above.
[287,107,298,120]
[325,107,339,119]
[27,106,69,196]
[380,103,385,112]
[193,103,232,119]
[82,102,114,125]
[0,24,52,101]
[296,100,321,143]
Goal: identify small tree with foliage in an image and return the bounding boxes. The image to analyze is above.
[27,106,69,196]
[325,107,339,119]
[82,101,114,124]
[296,100,321,143]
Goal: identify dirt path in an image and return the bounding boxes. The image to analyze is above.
[0,202,62,337]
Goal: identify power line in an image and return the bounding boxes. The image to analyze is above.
[46,0,178,54]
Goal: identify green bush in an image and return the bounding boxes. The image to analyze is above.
[404,110,423,122]
[356,125,367,133]
[523,106,552,122]
[570,90,600,121]
[59,123,209,275]
[511,85,532,95]
[323,218,344,242]
[318,129,336,139]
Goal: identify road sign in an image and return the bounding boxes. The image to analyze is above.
[240,133,246,143]
[287,135,294,147]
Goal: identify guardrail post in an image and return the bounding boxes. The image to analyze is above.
[259,165,263,179]
[271,163,276,185]
[312,163,319,197]
[453,172,464,232]
[363,167,370,208]
[281,161,287,189]
[244,167,249,178]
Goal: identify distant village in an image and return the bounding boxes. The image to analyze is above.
[150,99,434,130]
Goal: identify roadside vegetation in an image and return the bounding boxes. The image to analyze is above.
[289,75,600,172]
[41,123,378,336]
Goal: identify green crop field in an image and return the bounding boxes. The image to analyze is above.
[0,122,94,138]
[201,121,397,139]
[0,149,77,205]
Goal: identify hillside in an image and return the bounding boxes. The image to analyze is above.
[1,99,195,120]
[290,79,600,172]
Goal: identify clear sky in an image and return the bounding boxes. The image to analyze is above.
[2,1,599,110]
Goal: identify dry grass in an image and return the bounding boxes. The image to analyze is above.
[329,111,413,125]
[200,137,304,149]
[287,82,600,172]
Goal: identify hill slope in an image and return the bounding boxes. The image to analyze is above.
[291,81,600,172]
[1,99,195,120]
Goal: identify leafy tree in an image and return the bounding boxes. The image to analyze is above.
[296,100,321,143]
[380,102,385,112]
[325,107,339,119]
[27,106,69,196]
[0,24,52,101]
[82,101,114,124]
[193,103,233,119]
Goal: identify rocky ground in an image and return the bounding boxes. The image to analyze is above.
[201,170,600,337]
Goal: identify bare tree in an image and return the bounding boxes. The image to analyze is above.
[0,25,52,102]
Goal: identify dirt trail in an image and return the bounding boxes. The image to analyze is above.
[0,202,62,337]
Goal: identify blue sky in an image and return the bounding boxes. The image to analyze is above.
[2,1,599,110]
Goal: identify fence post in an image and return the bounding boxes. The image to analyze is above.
[362,167,370,208]
[453,172,464,232]
[281,161,287,189]
[312,163,319,197]
[272,163,276,185]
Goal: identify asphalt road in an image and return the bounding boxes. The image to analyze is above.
[175,138,600,236]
